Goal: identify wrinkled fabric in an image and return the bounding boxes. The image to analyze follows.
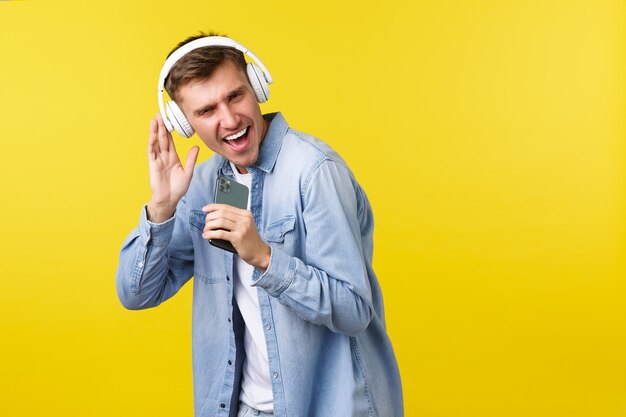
[116,112,403,417]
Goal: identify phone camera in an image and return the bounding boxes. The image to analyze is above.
[217,178,231,193]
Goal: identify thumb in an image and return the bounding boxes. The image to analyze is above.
[183,146,200,177]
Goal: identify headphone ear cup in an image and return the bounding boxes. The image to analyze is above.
[247,63,269,103]
[166,101,195,138]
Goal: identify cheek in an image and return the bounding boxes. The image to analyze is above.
[195,128,221,149]
[194,122,218,139]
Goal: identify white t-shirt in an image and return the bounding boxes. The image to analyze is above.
[231,164,273,412]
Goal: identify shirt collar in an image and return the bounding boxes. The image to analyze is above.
[218,112,288,176]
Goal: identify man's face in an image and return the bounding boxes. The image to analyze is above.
[178,60,267,174]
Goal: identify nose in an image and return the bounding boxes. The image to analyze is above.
[219,104,240,130]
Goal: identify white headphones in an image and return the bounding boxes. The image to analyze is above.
[157,36,273,138]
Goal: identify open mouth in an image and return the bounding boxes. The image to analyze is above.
[223,127,249,146]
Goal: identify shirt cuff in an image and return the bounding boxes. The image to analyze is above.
[252,247,295,297]
[139,204,176,247]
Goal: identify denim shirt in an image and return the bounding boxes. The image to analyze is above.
[116,113,403,417]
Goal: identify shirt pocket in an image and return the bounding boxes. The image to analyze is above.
[189,209,206,233]
[264,215,298,254]
[188,209,226,284]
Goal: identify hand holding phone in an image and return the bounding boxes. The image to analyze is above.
[209,176,249,253]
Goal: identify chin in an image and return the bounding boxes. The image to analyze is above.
[229,154,256,169]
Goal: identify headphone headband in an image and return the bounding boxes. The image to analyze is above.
[157,36,273,132]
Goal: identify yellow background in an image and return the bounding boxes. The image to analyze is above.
[0,1,624,416]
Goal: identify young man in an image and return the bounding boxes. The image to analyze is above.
[116,33,403,417]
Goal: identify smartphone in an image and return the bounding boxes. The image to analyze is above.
[209,176,249,254]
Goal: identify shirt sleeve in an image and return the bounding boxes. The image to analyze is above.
[116,196,195,310]
[253,159,375,336]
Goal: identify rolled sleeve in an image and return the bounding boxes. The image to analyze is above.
[253,247,295,297]
[141,205,176,246]
[117,202,192,310]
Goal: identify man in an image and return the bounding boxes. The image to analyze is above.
[116,33,403,417]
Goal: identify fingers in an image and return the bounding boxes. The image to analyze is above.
[202,217,238,239]
[202,205,249,225]
[184,146,200,177]
[201,205,251,237]
[201,206,270,269]
[202,210,239,242]
[155,113,171,153]
[147,118,158,161]
[149,113,181,165]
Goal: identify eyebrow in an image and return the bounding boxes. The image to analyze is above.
[193,103,216,117]
[192,86,247,117]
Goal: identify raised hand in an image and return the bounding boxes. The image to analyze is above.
[146,113,199,223]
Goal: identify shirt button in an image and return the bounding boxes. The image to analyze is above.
[254,184,259,189]
[226,276,230,281]
[228,318,231,323]
[220,403,225,408]
[273,372,279,379]
[265,324,271,331]
[228,360,232,365]
[137,261,144,268]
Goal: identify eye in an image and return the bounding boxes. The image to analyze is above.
[229,90,243,102]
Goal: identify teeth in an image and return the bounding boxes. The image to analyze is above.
[224,127,248,141]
